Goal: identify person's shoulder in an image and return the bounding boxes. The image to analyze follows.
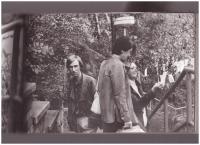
[83,73,96,82]
[101,57,110,65]
[108,55,123,66]
[111,57,123,68]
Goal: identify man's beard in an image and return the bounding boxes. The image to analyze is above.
[72,72,81,80]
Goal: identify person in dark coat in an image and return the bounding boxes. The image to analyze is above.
[126,62,163,129]
[66,54,97,132]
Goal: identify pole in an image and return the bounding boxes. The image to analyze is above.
[9,21,24,132]
[186,72,192,132]
[110,14,116,52]
[164,99,169,132]
[59,59,67,133]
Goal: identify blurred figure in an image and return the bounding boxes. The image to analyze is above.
[97,36,139,133]
[126,62,163,129]
[66,54,97,133]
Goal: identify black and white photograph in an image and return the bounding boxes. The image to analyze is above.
[1,1,198,144]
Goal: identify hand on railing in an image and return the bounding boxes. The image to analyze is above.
[148,67,195,132]
[151,82,164,93]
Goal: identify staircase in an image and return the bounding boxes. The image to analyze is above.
[25,82,61,133]
[147,67,196,133]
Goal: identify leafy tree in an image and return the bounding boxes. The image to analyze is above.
[24,13,195,108]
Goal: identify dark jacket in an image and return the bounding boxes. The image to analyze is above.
[97,55,139,124]
[130,80,155,127]
[67,73,96,131]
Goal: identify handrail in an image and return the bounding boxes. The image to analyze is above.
[151,98,194,111]
[148,67,194,121]
[172,121,194,132]
[2,19,23,34]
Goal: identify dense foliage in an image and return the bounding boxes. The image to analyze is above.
[24,13,196,108]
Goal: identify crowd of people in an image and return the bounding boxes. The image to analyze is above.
[65,36,164,133]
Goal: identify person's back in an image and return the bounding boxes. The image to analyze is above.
[97,36,139,132]
[98,55,125,123]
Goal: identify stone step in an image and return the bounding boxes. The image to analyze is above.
[27,101,50,133]
[31,101,50,125]
[44,110,59,132]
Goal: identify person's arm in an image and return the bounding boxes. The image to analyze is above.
[137,90,155,109]
[78,77,96,116]
[111,63,131,123]
[88,77,97,104]
[138,82,163,108]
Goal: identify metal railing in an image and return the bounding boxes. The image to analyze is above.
[147,67,196,132]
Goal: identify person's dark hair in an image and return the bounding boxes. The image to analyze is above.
[66,54,83,68]
[112,36,136,55]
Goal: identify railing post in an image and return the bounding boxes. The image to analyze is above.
[186,72,192,132]
[164,99,169,132]
[147,67,194,133]
[148,70,186,121]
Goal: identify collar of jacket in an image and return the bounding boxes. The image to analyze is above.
[112,54,121,61]
[112,54,127,72]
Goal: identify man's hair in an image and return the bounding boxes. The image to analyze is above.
[66,54,83,68]
[112,36,136,55]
